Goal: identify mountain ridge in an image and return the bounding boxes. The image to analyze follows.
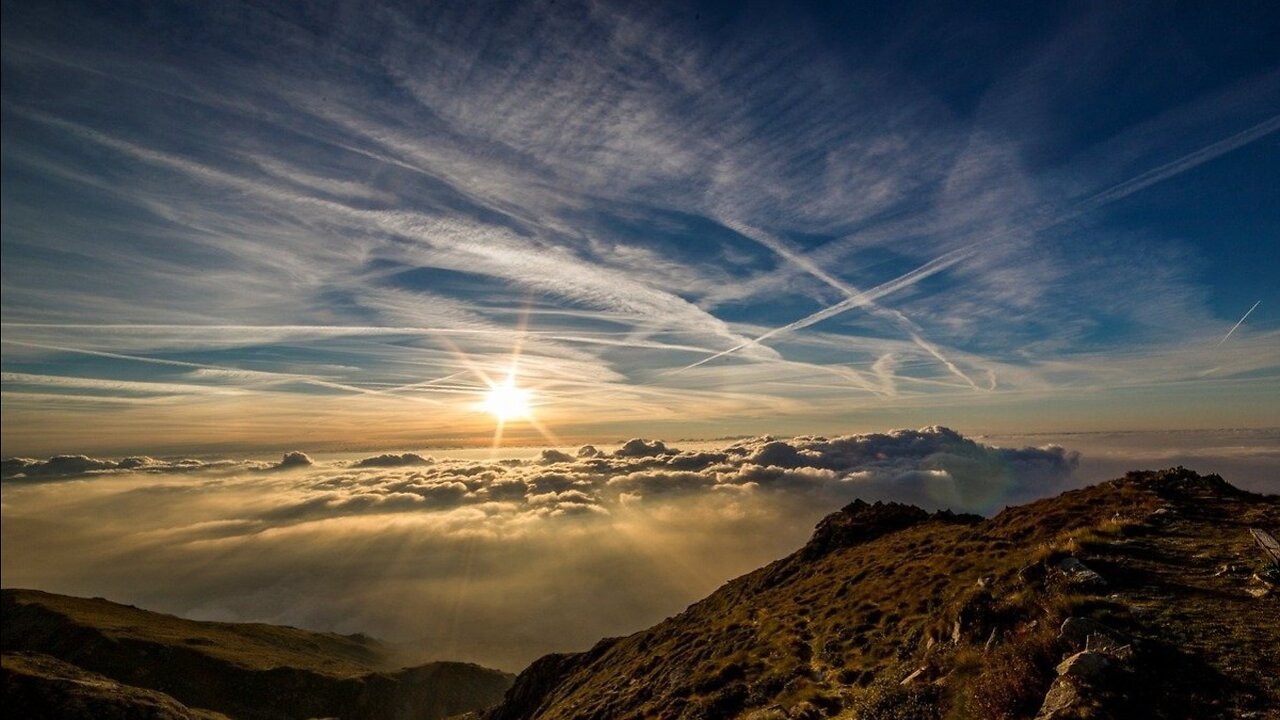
[476,467,1279,720]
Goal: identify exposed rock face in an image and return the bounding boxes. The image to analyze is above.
[1055,651,1111,679]
[1035,679,1085,720]
[1035,651,1122,719]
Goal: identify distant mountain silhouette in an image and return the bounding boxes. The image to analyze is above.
[474,468,1279,719]
[1,589,512,719]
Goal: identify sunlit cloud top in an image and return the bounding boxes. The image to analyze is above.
[2,0,1278,454]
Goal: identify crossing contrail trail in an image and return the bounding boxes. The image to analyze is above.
[710,218,983,388]
[673,245,977,373]
[678,115,1280,374]
[1217,300,1261,347]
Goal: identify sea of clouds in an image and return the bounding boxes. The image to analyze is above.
[0,426,1143,670]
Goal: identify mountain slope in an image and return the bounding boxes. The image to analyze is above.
[1,589,513,720]
[3,651,230,720]
[479,468,1280,719]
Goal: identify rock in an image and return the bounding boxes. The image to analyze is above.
[1056,651,1111,680]
[1058,557,1106,588]
[983,628,999,651]
[1017,563,1046,585]
[1085,634,1133,661]
[1059,617,1125,651]
[899,667,924,685]
[1035,678,1083,720]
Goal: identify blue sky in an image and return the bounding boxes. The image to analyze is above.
[2,0,1278,455]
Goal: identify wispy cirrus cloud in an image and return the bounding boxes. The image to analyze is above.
[2,0,1277,454]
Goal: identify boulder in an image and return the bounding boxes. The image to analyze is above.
[1055,651,1110,680]
[1035,678,1083,720]
[1058,617,1127,652]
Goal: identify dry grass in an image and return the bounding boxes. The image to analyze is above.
[483,469,1279,720]
[3,589,386,676]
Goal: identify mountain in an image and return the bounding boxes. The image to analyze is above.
[1,589,513,720]
[477,468,1279,719]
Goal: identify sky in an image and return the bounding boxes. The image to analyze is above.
[2,0,1279,456]
[3,0,1279,673]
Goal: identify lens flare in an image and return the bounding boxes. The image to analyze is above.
[483,379,532,421]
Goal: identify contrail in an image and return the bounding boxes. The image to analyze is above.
[0,339,433,401]
[719,219,982,388]
[1080,115,1280,213]
[683,115,1280,373]
[673,245,976,373]
[1217,300,1261,347]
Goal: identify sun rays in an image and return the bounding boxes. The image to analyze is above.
[483,375,532,421]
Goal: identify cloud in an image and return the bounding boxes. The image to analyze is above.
[10,428,1275,672]
[535,449,575,464]
[1,427,1079,511]
[3,1,1277,456]
[275,451,315,469]
[614,438,674,458]
[352,452,434,468]
[1,454,233,480]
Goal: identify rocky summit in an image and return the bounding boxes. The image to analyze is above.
[475,468,1279,719]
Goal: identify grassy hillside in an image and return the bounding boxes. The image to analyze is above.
[1,590,513,720]
[3,651,231,720]
[2,589,387,676]
[479,468,1280,719]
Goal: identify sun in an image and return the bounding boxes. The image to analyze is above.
[483,378,532,421]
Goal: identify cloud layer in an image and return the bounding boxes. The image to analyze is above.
[2,428,1081,670]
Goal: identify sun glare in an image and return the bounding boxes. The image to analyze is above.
[483,379,532,421]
